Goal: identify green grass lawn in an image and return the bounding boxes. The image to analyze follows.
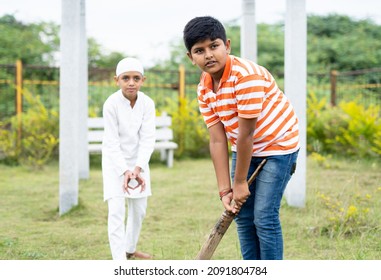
[0,155,380,260]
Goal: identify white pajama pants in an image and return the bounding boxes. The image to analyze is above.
[107,196,148,260]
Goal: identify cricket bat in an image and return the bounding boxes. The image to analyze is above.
[195,159,267,260]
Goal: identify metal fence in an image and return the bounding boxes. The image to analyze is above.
[1,61,381,120]
[0,61,202,120]
[308,68,381,106]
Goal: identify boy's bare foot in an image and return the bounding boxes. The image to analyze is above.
[126,251,152,260]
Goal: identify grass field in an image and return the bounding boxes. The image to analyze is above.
[0,155,380,260]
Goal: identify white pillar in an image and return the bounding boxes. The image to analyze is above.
[59,0,81,215]
[284,0,307,207]
[78,0,89,179]
[241,0,257,61]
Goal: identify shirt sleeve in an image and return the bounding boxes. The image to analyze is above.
[197,87,220,128]
[102,98,129,176]
[135,98,156,169]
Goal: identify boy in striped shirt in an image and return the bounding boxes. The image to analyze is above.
[183,16,300,260]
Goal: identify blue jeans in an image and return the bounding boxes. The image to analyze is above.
[231,150,299,260]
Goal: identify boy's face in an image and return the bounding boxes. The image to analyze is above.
[187,38,231,78]
[114,71,145,100]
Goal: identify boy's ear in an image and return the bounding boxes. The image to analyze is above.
[114,76,118,84]
[186,52,196,65]
[225,39,231,54]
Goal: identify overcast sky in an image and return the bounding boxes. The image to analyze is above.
[1,0,380,66]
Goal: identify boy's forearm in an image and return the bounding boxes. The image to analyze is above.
[234,117,257,183]
[208,123,231,193]
[234,136,254,183]
[210,141,231,192]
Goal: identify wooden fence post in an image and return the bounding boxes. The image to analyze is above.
[178,64,185,100]
[330,70,338,106]
[177,64,186,155]
[15,59,23,147]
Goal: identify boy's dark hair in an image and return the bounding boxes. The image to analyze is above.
[183,16,227,52]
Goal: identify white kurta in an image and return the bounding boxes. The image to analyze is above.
[102,89,156,201]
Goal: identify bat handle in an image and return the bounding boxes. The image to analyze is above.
[229,158,267,214]
[247,159,267,186]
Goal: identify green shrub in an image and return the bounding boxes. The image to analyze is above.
[0,90,59,169]
[307,92,346,153]
[335,101,381,157]
[318,191,375,238]
[372,130,381,155]
[0,120,20,165]
[307,92,381,158]
[309,152,340,169]
[163,96,209,158]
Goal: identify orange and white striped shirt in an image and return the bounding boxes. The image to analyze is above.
[197,55,300,156]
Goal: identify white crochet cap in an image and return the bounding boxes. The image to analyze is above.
[115,57,144,77]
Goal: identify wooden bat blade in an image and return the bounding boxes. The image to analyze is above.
[195,159,266,260]
[195,210,235,260]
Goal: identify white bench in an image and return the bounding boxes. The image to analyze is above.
[88,112,178,168]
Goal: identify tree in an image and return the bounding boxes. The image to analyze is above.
[2,13,380,74]
[0,14,128,69]
[0,14,59,65]
[162,14,381,75]
[87,37,127,69]
[307,14,381,71]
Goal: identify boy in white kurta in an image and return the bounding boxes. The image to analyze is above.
[102,57,156,260]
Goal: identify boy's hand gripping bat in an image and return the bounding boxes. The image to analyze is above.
[195,159,267,260]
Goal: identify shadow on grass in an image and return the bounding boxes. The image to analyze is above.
[39,198,91,222]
